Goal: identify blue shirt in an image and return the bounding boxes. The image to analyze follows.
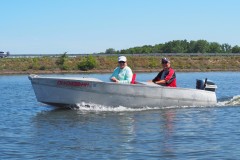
[110,66,133,84]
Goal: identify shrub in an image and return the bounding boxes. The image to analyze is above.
[78,55,97,71]
[31,58,40,70]
[56,52,69,70]
[39,66,46,70]
[148,57,159,68]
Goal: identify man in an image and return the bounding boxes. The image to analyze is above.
[110,56,133,84]
[148,57,177,87]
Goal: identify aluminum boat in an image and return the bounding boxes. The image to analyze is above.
[28,74,217,108]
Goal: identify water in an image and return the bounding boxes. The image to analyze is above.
[0,72,240,159]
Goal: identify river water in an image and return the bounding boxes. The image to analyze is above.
[0,72,240,159]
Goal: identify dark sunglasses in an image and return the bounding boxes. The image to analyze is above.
[162,62,168,64]
[118,61,125,64]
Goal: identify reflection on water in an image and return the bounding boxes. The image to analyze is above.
[31,108,183,158]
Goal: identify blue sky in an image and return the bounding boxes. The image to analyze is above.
[1,0,240,54]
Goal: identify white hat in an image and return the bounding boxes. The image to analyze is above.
[118,56,127,62]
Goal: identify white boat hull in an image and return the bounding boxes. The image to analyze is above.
[28,74,217,108]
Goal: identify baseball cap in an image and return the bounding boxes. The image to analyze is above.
[118,56,127,62]
[162,57,170,64]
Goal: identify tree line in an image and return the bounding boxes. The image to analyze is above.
[103,40,240,54]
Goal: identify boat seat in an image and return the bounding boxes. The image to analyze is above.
[131,73,136,84]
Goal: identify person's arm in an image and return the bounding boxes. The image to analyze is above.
[154,79,166,85]
[110,67,120,82]
[149,71,162,83]
[152,71,167,85]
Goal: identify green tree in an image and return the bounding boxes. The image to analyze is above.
[105,48,116,54]
[232,45,240,53]
[188,40,196,53]
[208,42,221,53]
[194,40,209,53]
[119,49,128,54]
[221,43,232,53]
[161,40,189,53]
[100,39,235,54]
[162,41,173,53]
[152,44,164,53]
[142,45,153,53]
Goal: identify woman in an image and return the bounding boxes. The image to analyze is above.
[110,56,133,84]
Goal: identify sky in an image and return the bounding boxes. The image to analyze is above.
[0,0,240,54]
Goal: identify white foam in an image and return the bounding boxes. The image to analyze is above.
[69,95,240,112]
[70,102,207,112]
[73,102,160,112]
[217,95,240,106]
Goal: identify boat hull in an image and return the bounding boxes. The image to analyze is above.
[29,75,217,108]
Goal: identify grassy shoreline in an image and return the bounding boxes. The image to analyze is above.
[0,68,240,75]
[0,55,239,75]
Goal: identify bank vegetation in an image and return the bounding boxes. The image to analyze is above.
[0,53,239,75]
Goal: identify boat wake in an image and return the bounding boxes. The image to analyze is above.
[217,95,240,106]
[72,102,161,112]
[68,95,240,112]
[71,103,208,112]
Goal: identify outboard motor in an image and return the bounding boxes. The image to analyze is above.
[196,78,217,92]
[196,79,205,90]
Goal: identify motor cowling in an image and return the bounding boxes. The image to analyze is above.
[196,78,217,92]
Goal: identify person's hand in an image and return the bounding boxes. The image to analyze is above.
[111,77,119,83]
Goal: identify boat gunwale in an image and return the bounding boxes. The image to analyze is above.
[29,75,216,95]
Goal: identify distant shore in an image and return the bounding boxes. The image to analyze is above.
[0,55,239,75]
